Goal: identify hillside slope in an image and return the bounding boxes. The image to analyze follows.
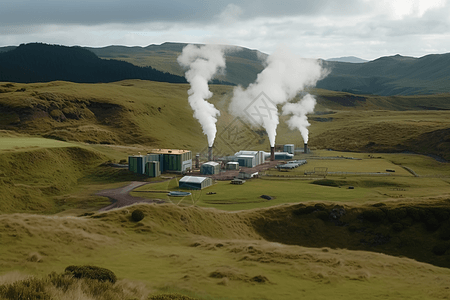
[0,43,186,84]
[318,53,450,95]
[1,81,450,159]
[87,42,266,87]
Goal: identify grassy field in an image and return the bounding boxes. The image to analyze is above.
[1,80,450,299]
[1,202,450,299]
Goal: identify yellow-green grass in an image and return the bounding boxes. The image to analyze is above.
[131,152,450,211]
[0,136,78,152]
[1,205,450,299]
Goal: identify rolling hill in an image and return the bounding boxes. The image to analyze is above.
[86,43,450,95]
[1,43,450,95]
[0,43,187,84]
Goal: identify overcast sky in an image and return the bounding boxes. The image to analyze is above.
[1,0,449,60]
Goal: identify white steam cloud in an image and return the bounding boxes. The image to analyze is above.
[229,46,326,147]
[282,94,316,143]
[177,44,226,147]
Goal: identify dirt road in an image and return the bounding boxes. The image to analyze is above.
[97,181,164,212]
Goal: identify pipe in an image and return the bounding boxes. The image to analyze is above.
[208,146,213,161]
[304,143,308,154]
[195,154,200,169]
[270,147,275,161]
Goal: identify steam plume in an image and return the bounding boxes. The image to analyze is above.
[177,44,226,147]
[229,46,326,147]
[282,94,316,143]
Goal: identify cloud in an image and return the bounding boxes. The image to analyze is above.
[1,0,450,60]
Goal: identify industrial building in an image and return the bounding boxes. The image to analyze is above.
[283,144,295,154]
[234,150,265,167]
[201,161,221,175]
[128,149,192,177]
[179,176,213,190]
[226,162,239,170]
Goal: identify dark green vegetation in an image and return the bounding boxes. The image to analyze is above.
[3,42,449,95]
[131,209,145,222]
[0,43,186,84]
[65,265,117,283]
[319,53,450,95]
[86,42,265,88]
[0,267,145,300]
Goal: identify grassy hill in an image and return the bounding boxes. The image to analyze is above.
[87,43,450,95]
[86,42,266,87]
[1,81,450,160]
[0,43,186,84]
[1,202,450,299]
[318,53,450,95]
[1,43,450,95]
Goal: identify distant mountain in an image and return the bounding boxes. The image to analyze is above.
[86,42,267,87]
[0,43,187,84]
[317,53,450,95]
[326,56,368,63]
[1,43,450,95]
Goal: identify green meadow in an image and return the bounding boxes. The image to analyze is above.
[1,80,450,299]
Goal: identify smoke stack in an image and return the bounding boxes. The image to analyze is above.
[208,146,213,161]
[270,147,275,161]
[304,143,308,154]
[195,154,200,169]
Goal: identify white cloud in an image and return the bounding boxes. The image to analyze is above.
[1,0,450,60]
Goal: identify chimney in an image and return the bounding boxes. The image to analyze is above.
[304,143,308,154]
[270,147,275,161]
[195,154,200,169]
[208,146,213,161]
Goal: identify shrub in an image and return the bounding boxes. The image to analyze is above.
[439,224,450,240]
[424,217,441,232]
[292,205,316,216]
[392,223,403,232]
[0,277,50,300]
[387,208,408,222]
[131,209,145,222]
[432,243,449,256]
[348,225,358,233]
[64,265,117,283]
[315,210,329,221]
[406,207,423,221]
[361,209,385,222]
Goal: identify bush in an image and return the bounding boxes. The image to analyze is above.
[292,205,316,216]
[387,208,408,222]
[315,210,329,221]
[131,209,145,222]
[432,243,449,256]
[361,209,385,222]
[65,265,117,283]
[392,223,403,232]
[0,277,51,300]
[348,225,358,233]
[424,217,441,232]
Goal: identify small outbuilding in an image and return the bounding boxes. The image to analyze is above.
[201,161,221,175]
[179,176,213,190]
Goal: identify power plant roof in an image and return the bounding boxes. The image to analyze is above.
[203,161,220,166]
[149,149,190,155]
[179,176,210,183]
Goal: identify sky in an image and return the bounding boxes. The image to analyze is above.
[1,0,450,60]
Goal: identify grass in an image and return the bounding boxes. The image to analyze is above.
[2,80,450,298]
[0,203,450,299]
